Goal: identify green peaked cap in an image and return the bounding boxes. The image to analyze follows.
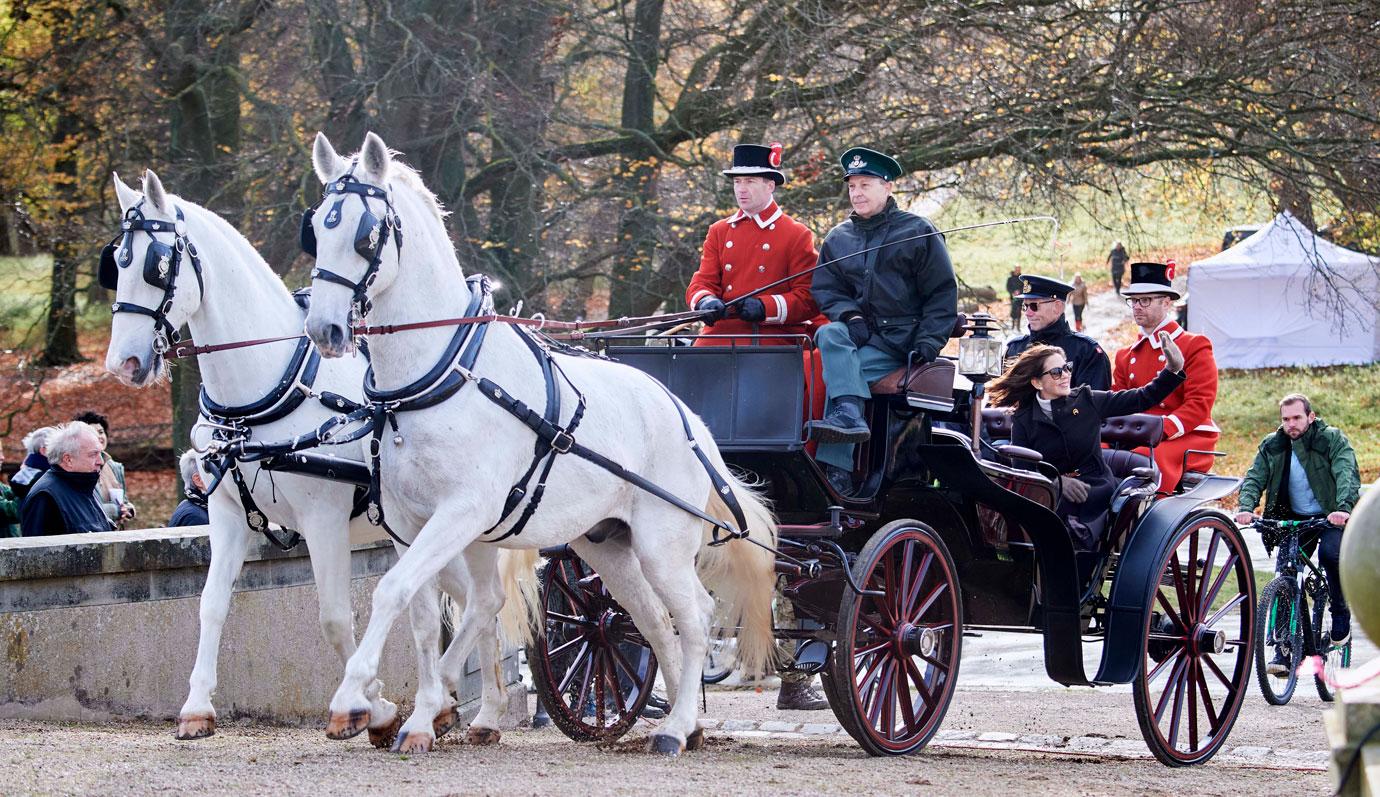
[839,147,903,181]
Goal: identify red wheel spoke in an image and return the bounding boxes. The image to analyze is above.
[570,646,596,718]
[551,574,590,613]
[603,649,629,718]
[1185,532,1200,623]
[904,654,936,708]
[548,633,591,661]
[593,650,608,727]
[1203,592,1247,629]
[866,658,896,729]
[1169,551,1194,626]
[1202,652,1235,691]
[1195,534,1223,618]
[1187,657,1200,751]
[854,640,890,659]
[859,604,893,634]
[1144,646,1184,685]
[547,611,593,628]
[912,581,949,625]
[609,643,644,688]
[1152,653,1188,721]
[1165,656,1189,749]
[555,641,592,694]
[1194,662,1221,729]
[856,650,887,701]
[902,551,935,622]
[1155,587,1187,632]
[894,661,918,732]
[898,540,916,619]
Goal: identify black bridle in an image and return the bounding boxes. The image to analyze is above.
[300,164,403,321]
[100,200,205,354]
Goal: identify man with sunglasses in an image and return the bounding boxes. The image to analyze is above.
[1004,274,1110,390]
[1112,261,1220,493]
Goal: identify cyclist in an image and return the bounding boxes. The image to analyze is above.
[1234,393,1360,673]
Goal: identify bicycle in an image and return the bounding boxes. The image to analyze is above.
[1249,517,1353,704]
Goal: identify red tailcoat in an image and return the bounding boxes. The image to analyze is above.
[686,201,822,346]
[1112,320,1220,492]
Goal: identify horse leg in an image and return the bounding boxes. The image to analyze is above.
[391,577,448,754]
[175,514,251,740]
[631,516,712,756]
[436,548,507,745]
[571,539,684,708]
[326,513,480,741]
[307,528,399,749]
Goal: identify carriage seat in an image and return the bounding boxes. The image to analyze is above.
[1099,413,1163,480]
[866,314,967,412]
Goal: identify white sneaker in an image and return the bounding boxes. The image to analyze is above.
[1325,634,1350,680]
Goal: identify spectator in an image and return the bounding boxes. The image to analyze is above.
[73,410,136,527]
[1,439,19,537]
[20,422,114,536]
[1106,240,1128,295]
[1005,266,1023,331]
[1069,273,1088,332]
[170,451,210,527]
[10,426,55,501]
[1234,393,1359,664]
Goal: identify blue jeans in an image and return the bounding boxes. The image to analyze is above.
[814,322,903,470]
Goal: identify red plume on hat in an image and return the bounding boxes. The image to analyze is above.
[1165,259,1177,280]
[768,142,783,168]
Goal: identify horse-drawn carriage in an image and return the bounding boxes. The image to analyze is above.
[530,325,1256,767]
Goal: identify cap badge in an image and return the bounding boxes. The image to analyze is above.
[1023,280,1032,293]
[848,155,866,170]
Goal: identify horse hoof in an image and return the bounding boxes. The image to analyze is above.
[465,726,502,746]
[367,713,403,749]
[649,734,684,757]
[391,730,435,754]
[325,708,370,740]
[175,714,215,740]
[432,707,461,739]
[686,728,705,751]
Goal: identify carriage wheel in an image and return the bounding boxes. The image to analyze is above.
[530,554,658,742]
[829,520,962,756]
[1132,513,1254,766]
[1253,577,1301,705]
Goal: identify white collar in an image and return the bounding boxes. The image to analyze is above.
[727,201,783,229]
[1035,395,1053,413]
[1138,317,1181,349]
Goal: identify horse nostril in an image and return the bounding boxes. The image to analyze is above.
[326,324,346,349]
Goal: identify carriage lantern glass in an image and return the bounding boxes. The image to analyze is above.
[958,312,1004,380]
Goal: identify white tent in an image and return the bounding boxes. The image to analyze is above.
[1188,211,1380,369]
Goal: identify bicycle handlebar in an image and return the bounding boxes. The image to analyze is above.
[1248,517,1339,532]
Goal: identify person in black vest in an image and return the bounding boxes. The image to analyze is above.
[1005,274,1111,390]
[170,450,210,527]
[20,422,114,536]
[986,338,1184,549]
[9,426,54,502]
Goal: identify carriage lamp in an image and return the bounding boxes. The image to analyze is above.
[959,313,1004,454]
[958,312,1004,381]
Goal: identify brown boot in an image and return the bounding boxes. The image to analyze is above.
[776,678,829,711]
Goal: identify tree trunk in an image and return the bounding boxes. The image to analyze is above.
[40,108,83,366]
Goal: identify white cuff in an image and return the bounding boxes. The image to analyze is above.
[690,290,716,309]
[1165,414,1186,440]
[765,295,788,324]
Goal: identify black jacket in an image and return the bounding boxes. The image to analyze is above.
[170,491,210,527]
[1006,317,1112,390]
[20,466,114,536]
[812,197,958,362]
[1010,367,1185,522]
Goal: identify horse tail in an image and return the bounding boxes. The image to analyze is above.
[697,467,780,681]
[496,548,542,648]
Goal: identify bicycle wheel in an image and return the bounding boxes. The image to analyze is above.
[1311,589,1353,702]
[702,631,737,684]
[1254,577,1300,705]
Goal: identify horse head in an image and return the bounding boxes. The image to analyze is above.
[102,170,205,387]
[303,131,404,358]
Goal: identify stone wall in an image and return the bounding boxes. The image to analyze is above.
[0,528,523,726]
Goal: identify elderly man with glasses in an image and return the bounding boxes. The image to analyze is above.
[1004,274,1111,390]
[1112,261,1220,493]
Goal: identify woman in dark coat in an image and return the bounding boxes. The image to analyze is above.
[987,335,1185,547]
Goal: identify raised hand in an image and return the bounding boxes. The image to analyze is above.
[1159,331,1184,373]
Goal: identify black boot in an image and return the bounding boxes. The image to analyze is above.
[808,397,870,444]
[776,678,829,711]
[824,465,855,497]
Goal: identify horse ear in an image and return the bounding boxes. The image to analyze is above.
[112,172,140,213]
[313,132,345,184]
[143,169,171,215]
[360,131,391,181]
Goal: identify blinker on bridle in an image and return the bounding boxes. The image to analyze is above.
[299,164,403,321]
[99,199,205,355]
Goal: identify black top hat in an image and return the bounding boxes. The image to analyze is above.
[721,143,785,185]
[1012,275,1073,301]
[1122,261,1181,299]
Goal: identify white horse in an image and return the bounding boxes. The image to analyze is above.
[102,171,521,750]
[301,131,779,755]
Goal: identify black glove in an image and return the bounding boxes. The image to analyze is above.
[696,297,726,323]
[909,345,937,365]
[737,297,766,322]
[844,316,871,348]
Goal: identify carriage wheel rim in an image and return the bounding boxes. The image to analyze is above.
[1137,517,1252,763]
[845,528,960,752]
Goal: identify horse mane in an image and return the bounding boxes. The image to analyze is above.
[164,194,292,291]
[378,154,450,227]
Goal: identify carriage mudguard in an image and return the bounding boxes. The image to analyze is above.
[916,442,1092,687]
[1092,474,1242,685]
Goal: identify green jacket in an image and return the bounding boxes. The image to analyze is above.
[1237,418,1360,517]
[1,482,19,537]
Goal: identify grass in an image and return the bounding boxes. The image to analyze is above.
[0,254,114,349]
[1214,364,1380,484]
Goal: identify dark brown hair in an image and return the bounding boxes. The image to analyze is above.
[987,344,1065,408]
[1279,393,1312,415]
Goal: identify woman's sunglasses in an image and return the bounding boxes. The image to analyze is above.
[1040,364,1074,378]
